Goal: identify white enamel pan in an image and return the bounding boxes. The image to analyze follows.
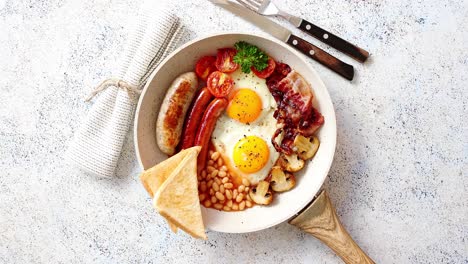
[134,33,373,263]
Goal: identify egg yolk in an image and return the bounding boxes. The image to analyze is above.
[227,89,262,124]
[233,136,269,173]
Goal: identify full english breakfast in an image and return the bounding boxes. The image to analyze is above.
[140,41,323,238]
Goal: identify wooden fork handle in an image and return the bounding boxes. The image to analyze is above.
[286,35,354,80]
[289,190,375,264]
[298,19,369,63]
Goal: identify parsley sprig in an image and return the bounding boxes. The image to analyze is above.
[233,41,269,73]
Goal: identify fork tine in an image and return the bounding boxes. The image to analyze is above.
[248,0,264,6]
[244,0,262,8]
[235,0,261,11]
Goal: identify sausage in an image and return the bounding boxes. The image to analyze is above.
[194,98,228,173]
[179,87,214,150]
[156,72,198,155]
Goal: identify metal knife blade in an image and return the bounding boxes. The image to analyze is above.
[210,0,354,80]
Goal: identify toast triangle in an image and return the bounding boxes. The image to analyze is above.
[153,147,206,239]
[140,148,198,232]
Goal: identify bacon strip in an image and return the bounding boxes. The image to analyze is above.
[267,64,324,154]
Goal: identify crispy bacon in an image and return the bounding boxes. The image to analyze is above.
[267,64,324,155]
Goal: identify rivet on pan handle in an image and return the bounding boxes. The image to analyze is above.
[289,190,375,264]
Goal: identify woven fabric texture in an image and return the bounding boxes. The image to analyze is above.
[68,2,184,178]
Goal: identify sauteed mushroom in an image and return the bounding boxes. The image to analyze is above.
[293,135,320,160]
[270,166,296,192]
[249,181,273,205]
[277,153,304,172]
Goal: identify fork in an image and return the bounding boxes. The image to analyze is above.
[235,0,369,63]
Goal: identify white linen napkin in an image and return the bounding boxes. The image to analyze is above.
[67,1,185,178]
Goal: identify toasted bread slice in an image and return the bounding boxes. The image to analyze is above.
[140,148,194,197]
[140,148,198,233]
[153,146,206,239]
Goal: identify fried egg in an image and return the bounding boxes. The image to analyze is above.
[211,69,279,185]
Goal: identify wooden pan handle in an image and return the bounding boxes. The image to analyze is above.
[289,190,374,264]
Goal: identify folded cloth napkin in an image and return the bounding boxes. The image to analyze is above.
[68,1,185,178]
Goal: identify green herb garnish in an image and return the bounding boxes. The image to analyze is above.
[233,41,269,73]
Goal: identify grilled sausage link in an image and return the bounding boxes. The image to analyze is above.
[179,87,214,150]
[156,72,198,155]
[194,98,228,173]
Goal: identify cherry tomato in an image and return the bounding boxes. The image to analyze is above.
[252,57,276,79]
[207,71,234,98]
[195,56,217,80]
[215,48,239,73]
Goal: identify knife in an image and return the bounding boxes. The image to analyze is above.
[210,0,354,81]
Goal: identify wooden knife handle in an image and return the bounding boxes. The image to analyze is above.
[287,35,354,80]
[298,19,369,63]
[289,190,375,264]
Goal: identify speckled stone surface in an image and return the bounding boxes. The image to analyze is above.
[1,0,467,263]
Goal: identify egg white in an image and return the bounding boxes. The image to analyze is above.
[229,68,277,123]
[211,69,280,185]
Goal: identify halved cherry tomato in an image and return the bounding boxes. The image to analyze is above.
[215,48,239,73]
[195,56,217,80]
[207,71,234,98]
[252,57,276,79]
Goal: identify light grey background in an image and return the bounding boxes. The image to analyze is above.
[1,0,467,263]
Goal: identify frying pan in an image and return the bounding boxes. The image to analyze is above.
[134,33,374,263]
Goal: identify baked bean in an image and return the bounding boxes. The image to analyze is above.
[223,206,231,211]
[242,178,251,187]
[219,184,225,193]
[215,178,222,185]
[212,182,220,192]
[217,158,223,166]
[238,185,245,193]
[199,194,206,201]
[215,191,225,201]
[214,203,223,210]
[211,152,220,161]
[200,181,207,192]
[246,200,253,208]
[209,150,214,156]
[207,180,213,188]
[232,204,239,211]
[222,177,229,183]
[210,170,218,178]
[211,196,217,204]
[220,165,228,172]
[201,170,207,178]
[206,166,215,173]
[224,183,233,189]
[225,189,232,200]
[209,188,214,196]
[204,200,212,207]
[208,160,214,166]
[219,171,227,178]
[236,193,244,203]
[233,189,238,199]
[239,201,246,210]
[245,187,250,193]
[246,193,252,201]
[226,200,233,208]
[197,175,202,181]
